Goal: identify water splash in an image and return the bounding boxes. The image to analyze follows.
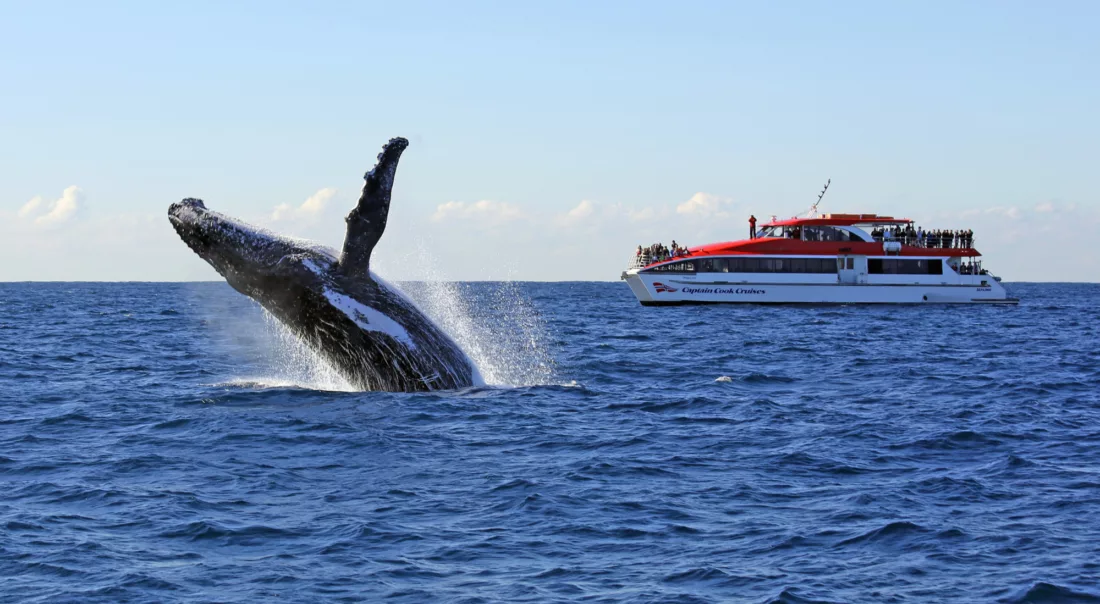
[380,244,556,387]
[253,309,356,392]
[192,246,555,391]
[396,280,556,387]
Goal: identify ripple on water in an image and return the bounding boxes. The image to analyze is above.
[0,281,1098,602]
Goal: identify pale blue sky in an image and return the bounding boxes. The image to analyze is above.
[3,1,1098,281]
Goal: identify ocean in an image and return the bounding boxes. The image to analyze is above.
[1,281,1098,603]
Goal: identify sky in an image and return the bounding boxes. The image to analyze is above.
[2,0,1098,282]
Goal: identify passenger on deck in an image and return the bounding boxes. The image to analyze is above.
[749,215,757,240]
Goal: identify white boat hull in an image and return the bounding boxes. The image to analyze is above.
[622,271,1017,305]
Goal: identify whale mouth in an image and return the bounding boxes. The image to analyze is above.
[168,198,214,256]
[168,197,207,223]
[167,196,319,280]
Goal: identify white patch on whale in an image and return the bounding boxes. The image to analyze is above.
[302,257,333,277]
[323,288,417,350]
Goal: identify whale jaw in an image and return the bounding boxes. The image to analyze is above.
[168,198,321,285]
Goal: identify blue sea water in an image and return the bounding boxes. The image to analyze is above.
[2,281,1099,603]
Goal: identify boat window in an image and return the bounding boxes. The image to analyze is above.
[868,258,944,275]
[846,258,855,270]
[647,260,696,273]
[726,257,837,274]
[698,258,729,272]
[802,226,860,242]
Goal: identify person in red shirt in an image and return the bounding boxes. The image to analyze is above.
[748,215,757,239]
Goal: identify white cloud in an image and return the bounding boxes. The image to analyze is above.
[272,187,337,222]
[18,196,43,218]
[984,206,1020,220]
[555,200,663,228]
[430,200,524,225]
[1032,201,1083,216]
[627,206,658,222]
[563,199,595,223]
[676,192,733,217]
[18,186,83,227]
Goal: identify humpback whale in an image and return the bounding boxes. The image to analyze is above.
[168,137,479,392]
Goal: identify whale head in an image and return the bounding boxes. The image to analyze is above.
[168,198,332,288]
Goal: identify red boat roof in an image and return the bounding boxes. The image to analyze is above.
[637,238,981,270]
[681,238,980,259]
[762,213,912,227]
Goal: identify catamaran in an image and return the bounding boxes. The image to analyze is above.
[622,187,1016,305]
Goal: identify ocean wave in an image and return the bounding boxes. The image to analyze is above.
[835,520,928,547]
[1003,582,1100,603]
[3,281,1100,602]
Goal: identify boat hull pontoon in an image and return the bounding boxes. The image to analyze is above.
[622,269,1016,305]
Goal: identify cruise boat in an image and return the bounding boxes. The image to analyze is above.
[621,212,1017,305]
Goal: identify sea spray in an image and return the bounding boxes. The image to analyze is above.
[378,242,556,387]
[395,280,556,386]
[184,282,343,391]
[255,308,356,392]
[192,250,555,391]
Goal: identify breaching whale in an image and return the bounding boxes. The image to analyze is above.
[168,137,479,392]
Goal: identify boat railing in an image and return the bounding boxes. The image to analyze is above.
[873,235,976,249]
[628,251,687,269]
[627,254,649,270]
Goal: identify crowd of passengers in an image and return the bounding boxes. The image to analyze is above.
[636,241,690,264]
[958,260,986,275]
[870,225,974,248]
[634,240,988,276]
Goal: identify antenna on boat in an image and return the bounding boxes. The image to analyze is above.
[808,179,830,218]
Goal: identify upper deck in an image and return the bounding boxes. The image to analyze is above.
[689,238,977,259]
[761,213,912,228]
[632,213,980,271]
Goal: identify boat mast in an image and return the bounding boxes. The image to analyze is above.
[805,179,830,218]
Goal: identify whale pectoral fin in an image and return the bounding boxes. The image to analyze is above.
[339,137,409,278]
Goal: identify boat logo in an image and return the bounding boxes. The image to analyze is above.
[653,282,678,293]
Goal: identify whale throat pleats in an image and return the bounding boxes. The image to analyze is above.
[339,137,409,279]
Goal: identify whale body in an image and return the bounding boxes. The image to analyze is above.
[168,137,478,392]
